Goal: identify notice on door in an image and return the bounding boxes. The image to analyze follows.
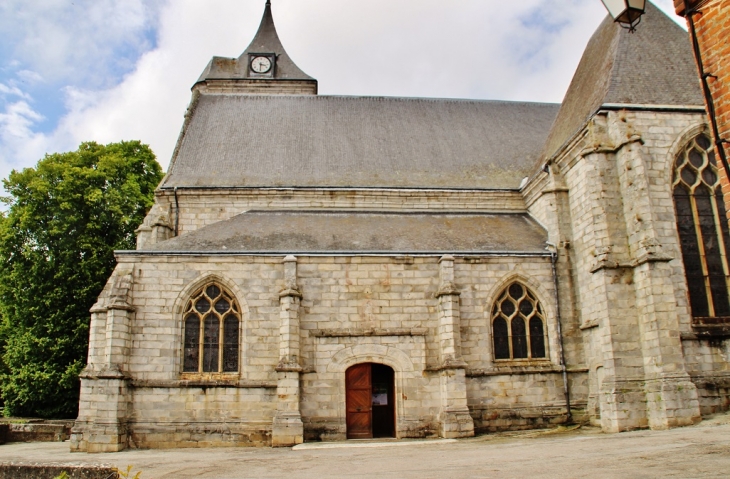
[372,384,388,406]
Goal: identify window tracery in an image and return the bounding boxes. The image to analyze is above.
[672,134,730,319]
[183,284,240,373]
[492,282,547,360]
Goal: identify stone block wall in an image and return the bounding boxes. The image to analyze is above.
[296,257,440,370]
[457,258,561,369]
[0,420,73,443]
[525,108,730,430]
[75,257,286,450]
[75,251,576,449]
[0,464,117,479]
[467,373,571,433]
[129,387,276,448]
[300,335,439,441]
[681,338,730,415]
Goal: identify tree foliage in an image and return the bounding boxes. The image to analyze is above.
[0,141,162,418]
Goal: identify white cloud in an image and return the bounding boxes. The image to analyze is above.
[0,0,167,184]
[0,0,163,87]
[276,0,582,101]
[0,101,48,174]
[0,83,30,100]
[0,101,43,135]
[16,70,44,85]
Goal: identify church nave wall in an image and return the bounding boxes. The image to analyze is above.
[75,253,577,449]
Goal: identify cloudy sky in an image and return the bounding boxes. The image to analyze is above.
[0,0,681,183]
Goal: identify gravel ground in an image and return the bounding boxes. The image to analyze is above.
[1,413,729,479]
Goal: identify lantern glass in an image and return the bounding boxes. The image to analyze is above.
[601,0,646,29]
[627,0,646,11]
[601,0,629,19]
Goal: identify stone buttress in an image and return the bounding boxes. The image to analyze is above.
[435,256,475,438]
[71,270,135,452]
[272,255,304,447]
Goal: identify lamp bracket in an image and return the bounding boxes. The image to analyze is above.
[617,18,641,33]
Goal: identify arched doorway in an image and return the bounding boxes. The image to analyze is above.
[345,363,395,439]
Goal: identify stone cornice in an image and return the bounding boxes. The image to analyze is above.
[435,282,461,298]
[590,253,674,273]
[131,379,277,389]
[276,356,303,373]
[311,328,428,338]
[80,366,129,380]
[279,288,302,299]
[426,358,468,372]
[579,135,644,158]
[466,365,588,377]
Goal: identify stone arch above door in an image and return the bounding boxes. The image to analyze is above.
[328,344,415,374]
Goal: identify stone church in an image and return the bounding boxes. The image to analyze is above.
[71,1,730,452]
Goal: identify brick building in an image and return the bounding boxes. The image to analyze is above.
[71,2,730,452]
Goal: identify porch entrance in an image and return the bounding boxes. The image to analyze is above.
[345,363,395,439]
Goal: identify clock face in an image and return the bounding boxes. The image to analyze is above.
[251,56,272,74]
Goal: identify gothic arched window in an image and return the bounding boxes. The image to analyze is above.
[673,134,730,318]
[183,283,240,373]
[492,282,547,360]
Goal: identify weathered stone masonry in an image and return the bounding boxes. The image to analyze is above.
[73,251,570,450]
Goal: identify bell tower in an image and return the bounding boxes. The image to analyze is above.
[194,0,317,95]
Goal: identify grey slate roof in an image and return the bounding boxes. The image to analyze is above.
[196,0,314,84]
[541,1,704,161]
[143,211,549,254]
[162,95,560,189]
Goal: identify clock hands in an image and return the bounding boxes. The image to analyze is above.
[251,56,272,74]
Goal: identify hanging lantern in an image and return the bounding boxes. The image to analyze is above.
[600,0,647,32]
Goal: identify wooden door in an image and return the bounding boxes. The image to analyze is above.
[346,364,372,439]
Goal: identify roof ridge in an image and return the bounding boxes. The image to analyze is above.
[242,209,530,216]
[199,92,560,106]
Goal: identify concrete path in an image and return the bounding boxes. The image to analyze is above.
[1,413,729,478]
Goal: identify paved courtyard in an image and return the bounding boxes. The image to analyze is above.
[2,413,729,478]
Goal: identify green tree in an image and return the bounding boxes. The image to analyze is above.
[0,141,162,418]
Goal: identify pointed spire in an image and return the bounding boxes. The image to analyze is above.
[237,0,313,80]
[194,0,317,93]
